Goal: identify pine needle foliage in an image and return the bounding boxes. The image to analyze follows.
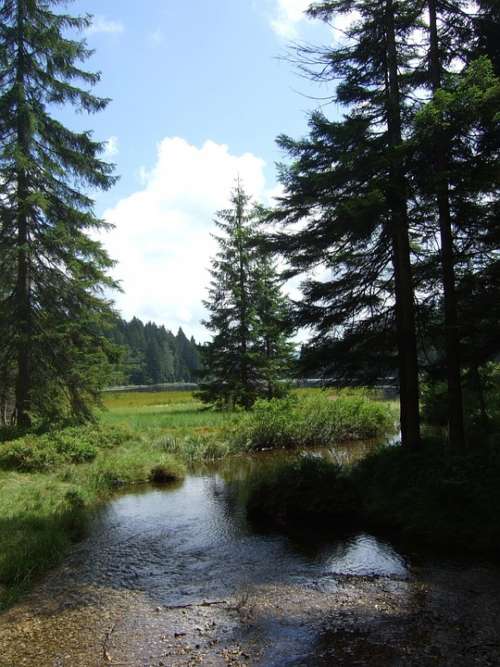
[198,183,294,409]
[270,0,423,447]
[0,0,119,427]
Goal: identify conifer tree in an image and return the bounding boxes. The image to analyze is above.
[199,183,293,408]
[270,0,422,447]
[411,1,500,445]
[198,183,259,408]
[424,0,467,448]
[0,1,117,426]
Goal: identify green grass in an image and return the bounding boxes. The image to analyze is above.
[232,390,396,451]
[100,390,238,438]
[100,387,395,457]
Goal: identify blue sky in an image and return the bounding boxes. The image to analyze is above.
[66,1,335,340]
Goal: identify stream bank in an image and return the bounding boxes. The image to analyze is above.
[1,446,499,666]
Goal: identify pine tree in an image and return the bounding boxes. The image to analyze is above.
[0,1,117,426]
[410,0,500,445]
[198,183,259,408]
[270,0,422,447]
[424,0,467,448]
[199,183,294,408]
[413,56,500,436]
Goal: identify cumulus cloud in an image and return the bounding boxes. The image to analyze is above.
[101,138,268,341]
[86,17,125,35]
[270,0,311,38]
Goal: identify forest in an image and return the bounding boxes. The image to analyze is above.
[106,318,202,386]
[0,0,499,665]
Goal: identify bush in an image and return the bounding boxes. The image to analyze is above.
[422,363,500,437]
[352,441,500,552]
[232,390,395,451]
[245,456,360,531]
[0,424,135,472]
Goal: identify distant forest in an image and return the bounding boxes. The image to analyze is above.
[107,318,202,386]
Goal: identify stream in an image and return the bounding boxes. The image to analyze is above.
[1,442,500,666]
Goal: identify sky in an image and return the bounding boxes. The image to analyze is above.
[66,0,336,341]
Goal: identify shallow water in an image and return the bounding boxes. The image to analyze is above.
[1,443,500,666]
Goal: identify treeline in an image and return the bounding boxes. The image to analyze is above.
[107,318,202,386]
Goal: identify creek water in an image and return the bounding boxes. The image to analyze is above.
[1,441,500,666]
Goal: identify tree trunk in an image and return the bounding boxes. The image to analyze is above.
[384,0,421,449]
[428,0,466,450]
[14,0,32,428]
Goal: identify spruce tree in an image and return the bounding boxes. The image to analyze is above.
[424,0,467,448]
[270,0,422,447]
[198,183,259,408]
[0,1,117,426]
[199,183,293,408]
[410,0,500,445]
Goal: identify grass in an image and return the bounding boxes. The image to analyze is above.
[100,390,238,439]
[101,387,395,459]
[232,390,396,451]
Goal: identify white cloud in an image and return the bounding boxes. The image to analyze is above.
[86,17,124,35]
[103,136,119,159]
[101,138,268,341]
[270,0,311,38]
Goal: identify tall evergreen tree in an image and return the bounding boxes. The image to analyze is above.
[410,0,500,444]
[270,0,422,447]
[0,0,117,426]
[199,183,259,408]
[199,183,294,408]
[424,0,467,448]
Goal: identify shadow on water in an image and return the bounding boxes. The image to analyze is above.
[1,437,500,666]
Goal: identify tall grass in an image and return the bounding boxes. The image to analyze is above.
[232,391,396,451]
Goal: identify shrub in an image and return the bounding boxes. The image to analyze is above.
[0,424,135,472]
[352,440,500,552]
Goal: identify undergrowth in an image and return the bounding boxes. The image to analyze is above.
[232,391,395,451]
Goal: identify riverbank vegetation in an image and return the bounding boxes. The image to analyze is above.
[245,440,500,554]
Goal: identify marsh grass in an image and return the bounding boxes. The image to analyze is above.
[232,390,396,451]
